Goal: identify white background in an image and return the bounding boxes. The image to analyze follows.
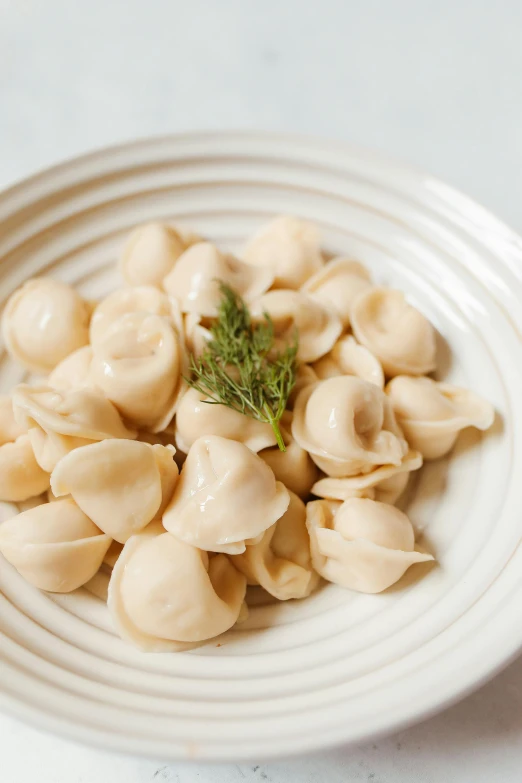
[1,1,522,781]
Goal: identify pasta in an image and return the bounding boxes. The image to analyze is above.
[175,387,277,453]
[0,215,498,652]
[249,290,342,363]
[386,375,495,459]
[243,216,324,289]
[306,497,433,593]
[89,311,185,431]
[51,440,178,542]
[12,384,136,472]
[163,435,290,554]
[108,522,246,651]
[120,222,186,287]
[2,278,90,373]
[163,242,273,316]
[302,258,372,328]
[0,498,111,592]
[292,376,407,477]
[351,287,437,376]
[312,335,385,388]
[231,491,318,600]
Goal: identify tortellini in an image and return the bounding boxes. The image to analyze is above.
[175,387,277,453]
[51,440,178,542]
[258,411,318,499]
[243,216,324,289]
[12,384,135,472]
[312,335,385,388]
[351,288,437,377]
[163,435,290,554]
[163,242,273,317]
[386,376,495,459]
[108,522,247,651]
[312,449,423,505]
[0,394,26,445]
[89,311,185,431]
[48,346,94,391]
[231,491,318,600]
[2,278,91,373]
[249,290,342,363]
[0,498,111,592]
[90,285,179,345]
[120,222,186,288]
[303,259,372,328]
[306,497,433,593]
[292,376,407,477]
[0,434,50,501]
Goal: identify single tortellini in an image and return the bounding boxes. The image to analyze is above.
[89,311,186,431]
[90,285,179,345]
[292,376,407,477]
[108,522,247,651]
[51,440,178,543]
[249,290,342,363]
[231,491,319,600]
[243,215,324,289]
[163,435,290,554]
[312,335,384,389]
[120,222,186,287]
[48,346,94,391]
[351,288,437,377]
[2,278,91,373]
[306,497,433,593]
[0,434,50,501]
[0,498,111,592]
[0,394,26,445]
[175,387,277,453]
[312,449,423,505]
[163,242,273,317]
[12,384,136,472]
[259,411,318,499]
[302,259,372,328]
[386,376,495,459]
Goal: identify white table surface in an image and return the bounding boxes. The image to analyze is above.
[2,1,522,780]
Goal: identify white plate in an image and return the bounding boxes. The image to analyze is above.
[0,132,521,762]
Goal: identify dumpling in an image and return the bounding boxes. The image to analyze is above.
[89,311,186,431]
[51,440,178,542]
[0,498,111,592]
[302,258,372,328]
[351,287,437,376]
[386,376,495,459]
[0,394,26,445]
[312,449,423,505]
[231,491,319,600]
[242,216,324,289]
[287,364,318,410]
[2,278,90,373]
[249,290,342,363]
[259,411,318,499]
[306,497,433,593]
[0,434,50,501]
[48,346,94,391]
[108,522,247,651]
[163,435,290,554]
[312,335,384,388]
[175,387,277,453]
[163,242,273,316]
[90,285,179,345]
[119,223,186,287]
[292,376,407,477]
[12,385,136,472]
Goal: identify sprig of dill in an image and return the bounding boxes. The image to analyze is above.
[186,282,298,451]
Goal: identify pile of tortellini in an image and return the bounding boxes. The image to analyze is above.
[0,216,495,652]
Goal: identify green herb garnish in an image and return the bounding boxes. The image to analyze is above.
[187,283,298,451]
